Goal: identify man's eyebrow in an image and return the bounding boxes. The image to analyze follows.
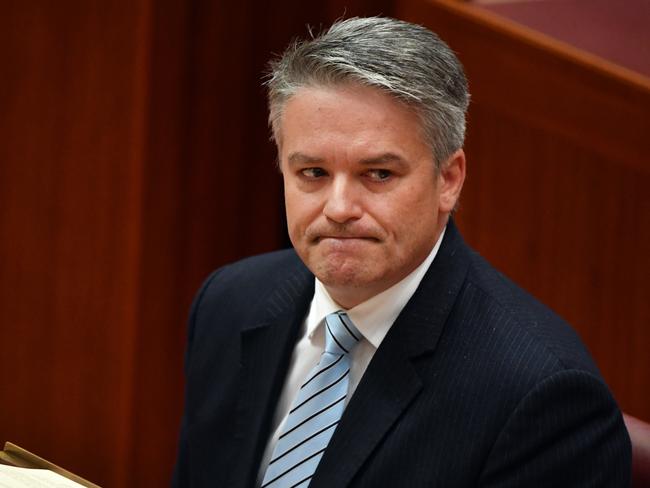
[287,152,324,166]
[287,151,408,167]
[359,152,405,165]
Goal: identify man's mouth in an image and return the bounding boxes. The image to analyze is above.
[315,236,380,244]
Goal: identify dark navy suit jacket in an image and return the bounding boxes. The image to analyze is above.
[173,221,631,487]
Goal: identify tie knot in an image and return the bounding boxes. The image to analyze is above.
[324,311,361,355]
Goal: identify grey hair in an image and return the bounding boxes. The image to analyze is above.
[265,16,470,168]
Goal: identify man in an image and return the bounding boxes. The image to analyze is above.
[173,17,630,487]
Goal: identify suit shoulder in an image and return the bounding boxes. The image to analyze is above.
[224,248,303,274]
[185,248,312,345]
[197,248,308,300]
[460,247,600,377]
[434,244,622,451]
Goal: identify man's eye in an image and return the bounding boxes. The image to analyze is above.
[301,168,327,178]
[367,169,392,181]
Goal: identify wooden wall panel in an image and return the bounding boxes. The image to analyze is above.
[399,0,650,419]
[472,0,650,78]
[0,2,151,485]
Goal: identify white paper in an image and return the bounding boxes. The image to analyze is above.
[0,465,84,487]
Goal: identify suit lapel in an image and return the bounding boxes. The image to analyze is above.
[311,221,471,487]
[229,260,314,488]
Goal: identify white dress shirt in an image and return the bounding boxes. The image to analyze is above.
[258,229,446,481]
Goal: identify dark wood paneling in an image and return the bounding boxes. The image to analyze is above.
[0,2,151,485]
[472,0,650,77]
[400,0,650,420]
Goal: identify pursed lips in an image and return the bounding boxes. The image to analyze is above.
[314,235,380,243]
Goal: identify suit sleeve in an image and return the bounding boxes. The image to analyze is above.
[171,268,224,487]
[478,369,631,487]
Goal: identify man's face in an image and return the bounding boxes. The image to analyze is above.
[278,83,464,308]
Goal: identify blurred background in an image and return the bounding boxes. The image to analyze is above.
[1,0,648,485]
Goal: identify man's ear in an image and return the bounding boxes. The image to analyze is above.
[438,149,466,213]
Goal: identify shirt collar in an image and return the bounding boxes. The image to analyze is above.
[305,227,446,349]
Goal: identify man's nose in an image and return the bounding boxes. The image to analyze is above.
[322,177,363,223]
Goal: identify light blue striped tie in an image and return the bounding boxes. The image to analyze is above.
[261,311,361,488]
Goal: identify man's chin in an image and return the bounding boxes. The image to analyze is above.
[297,244,385,284]
[311,259,377,289]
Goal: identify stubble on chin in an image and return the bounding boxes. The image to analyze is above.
[307,247,377,289]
